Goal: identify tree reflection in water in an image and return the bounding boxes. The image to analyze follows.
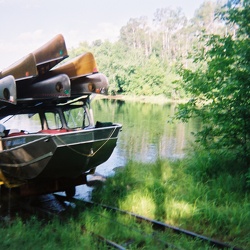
[92,98,200,176]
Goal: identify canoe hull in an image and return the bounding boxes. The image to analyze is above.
[17,74,71,100]
[0,75,17,104]
[0,34,68,80]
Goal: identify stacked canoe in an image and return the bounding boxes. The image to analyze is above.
[0,34,108,106]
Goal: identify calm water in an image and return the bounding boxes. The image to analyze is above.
[90,98,199,176]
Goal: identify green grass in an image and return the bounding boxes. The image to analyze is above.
[0,153,249,249]
[92,158,250,249]
[0,216,104,250]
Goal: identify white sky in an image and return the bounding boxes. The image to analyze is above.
[0,0,206,70]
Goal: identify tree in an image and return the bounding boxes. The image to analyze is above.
[68,1,230,99]
[191,1,222,34]
[125,55,168,96]
[153,7,187,60]
[176,0,250,169]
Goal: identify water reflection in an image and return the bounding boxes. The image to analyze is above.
[92,98,199,176]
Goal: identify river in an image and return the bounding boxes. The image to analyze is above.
[89,97,199,176]
[76,97,199,199]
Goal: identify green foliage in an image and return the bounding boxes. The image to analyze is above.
[124,55,169,96]
[176,1,250,168]
[67,1,227,98]
[184,145,247,182]
[70,41,175,96]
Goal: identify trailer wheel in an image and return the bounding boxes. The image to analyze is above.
[65,186,76,198]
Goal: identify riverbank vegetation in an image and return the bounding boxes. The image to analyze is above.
[176,0,250,177]
[91,157,249,249]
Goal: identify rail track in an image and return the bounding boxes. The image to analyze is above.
[72,199,243,250]
[56,194,243,250]
[1,193,244,250]
[18,194,178,249]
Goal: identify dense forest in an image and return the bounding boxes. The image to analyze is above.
[69,0,233,97]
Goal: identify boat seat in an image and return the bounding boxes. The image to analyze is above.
[39,129,68,134]
[95,121,113,128]
[7,132,26,137]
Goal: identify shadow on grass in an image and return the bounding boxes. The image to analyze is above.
[91,158,250,249]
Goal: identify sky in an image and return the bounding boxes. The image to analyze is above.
[0,0,206,70]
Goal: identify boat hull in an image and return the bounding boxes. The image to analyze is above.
[0,124,121,183]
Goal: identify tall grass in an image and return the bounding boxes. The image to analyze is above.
[0,216,104,250]
[92,157,250,248]
[0,152,249,249]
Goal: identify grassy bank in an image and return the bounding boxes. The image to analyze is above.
[91,157,249,249]
[0,155,249,249]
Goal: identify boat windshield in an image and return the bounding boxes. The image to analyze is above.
[0,113,42,133]
[44,112,62,129]
[63,106,88,129]
[0,101,91,133]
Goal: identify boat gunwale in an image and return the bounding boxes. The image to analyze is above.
[0,123,122,152]
[40,123,122,147]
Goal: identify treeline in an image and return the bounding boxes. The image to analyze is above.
[69,1,234,98]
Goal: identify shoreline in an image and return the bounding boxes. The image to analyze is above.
[95,94,188,104]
